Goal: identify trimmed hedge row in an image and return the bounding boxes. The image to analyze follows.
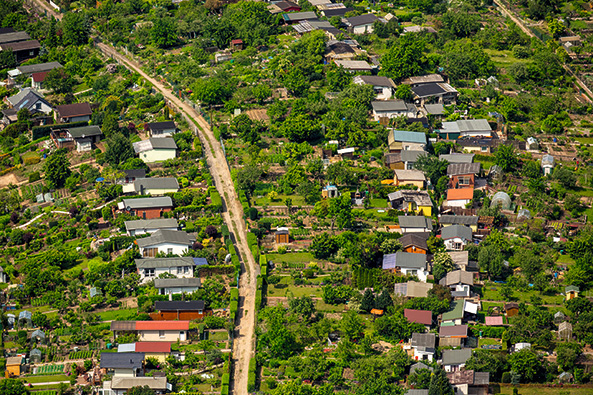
[32,120,88,140]
[247,357,257,392]
[469,324,505,339]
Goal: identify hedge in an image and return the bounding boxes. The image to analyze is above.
[221,225,230,240]
[228,243,236,255]
[255,289,262,310]
[247,357,257,392]
[469,324,505,338]
[230,288,239,301]
[221,373,230,387]
[209,190,222,213]
[32,120,89,140]
[229,300,238,315]
[246,232,258,250]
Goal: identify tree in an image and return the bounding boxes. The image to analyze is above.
[231,114,259,145]
[61,12,89,46]
[328,194,352,229]
[327,65,351,91]
[326,161,355,186]
[44,149,71,189]
[553,167,577,189]
[0,48,16,70]
[341,310,364,341]
[432,252,455,281]
[465,350,506,382]
[151,17,177,48]
[288,296,315,321]
[127,386,156,395]
[556,342,581,372]
[278,114,321,143]
[360,289,375,312]
[192,78,233,106]
[478,246,504,279]
[428,367,454,395]
[310,233,338,259]
[236,164,262,194]
[0,379,29,395]
[381,34,426,81]
[508,348,542,382]
[32,311,48,329]
[104,133,134,166]
[415,154,448,185]
[380,239,402,254]
[494,144,518,173]
[395,84,413,100]
[441,9,480,38]
[44,68,75,94]
[375,289,393,311]
[442,40,495,81]
[409,368,433,389]
[102,113,120,137]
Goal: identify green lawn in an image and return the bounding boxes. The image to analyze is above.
[14,305,54,315]
[316,300,346,312]
[478,338,501,347]
[208,331,228,341]
[267,252,317,265]
[493,384,593,395]
[484,49,530,68]
[573,187,593,198]
[98,308,137,321]
[556,254,575,265]
[369,198,388,208]
[575,137,593,144]
[269,284,323,298]
[481,284,563,305]
[253,194,306,207]
[21,374,69,383]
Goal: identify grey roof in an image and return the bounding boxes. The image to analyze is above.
[439,324,468,337]
[110,377,167,390]
[372,100,408,112]
[440,215,479,226]
[122,196,173,210]
[100,352,145,369]
[134,177,179,191]
[32,329,45,339]
[400,150,426,163]
[346,14,377,26]
[155,300,205,311]
[392,130,427,144]
[355,75,395,88]
[0,31,30,44]
[398,216,432,229]
[447,162,481,176]
[1,40,40,52]
[136,230,195,248]
[424,103,444,115]
[441,225,473,241]
[473,372,490,385]
[18,310,32,320]
[148,121,176,131]
[402,74,444,85]
[399,233,429,250]
[382,251,427,270]
[439,270,474,286]
[409,362,433,375]
[7,88,44,107]
[439,153,474,163]
[441,348,472,366]
[30,348,42,355]
[67,125,103,139]
[411,332,436,348]
[149,137,177,149]
[123,169,146,179]
[388,190,432,206]
[17,62,62,75]
[405,390,429,395]
[282,11,317,21]
[442,119,492,133]
[136,257,207,269]
[154,277,202,288]
[125,218,178,231]
[110,321,136,331]
[541,154,554,166]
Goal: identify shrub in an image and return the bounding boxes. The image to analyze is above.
[28,172,41,182]
[248,357,257,392]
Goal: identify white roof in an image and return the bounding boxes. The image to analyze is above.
[463,301,479,315]
[117,343,136,353]
[337,147,355,154]
[334,60,372,70]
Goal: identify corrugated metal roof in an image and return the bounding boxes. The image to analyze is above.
[405,309,432,325]
[447,162,481,176]
[441,348,472,365]
[392,130,427,144]
[135,342,172,353]
[136,229,194,248]
[100,352,145,369]
[153,277,202,288]
[125,218,178,231]
[155,300,205,311]
[110,321,136,331]
[122,196,173,210]
[441,225,473,241]
[440,215,478,226]
[398,216,432,229]
[382,251,426,270]
[136,321,190,331]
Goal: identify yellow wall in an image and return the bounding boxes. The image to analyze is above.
[6,365,20,378]
[442,223,477,232]
[145,352,168,363]
[394,178,424,189]
[406,202,432,216]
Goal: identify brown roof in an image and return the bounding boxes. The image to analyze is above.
[504,302,519,311]
[399,233,429,251]
[447,370,474,385]
[0,39,40,51]
[110,321,136,331]
[32,71,49,83]
[439,325,468,338]
[56,103,92,118]
[404,309,432,325]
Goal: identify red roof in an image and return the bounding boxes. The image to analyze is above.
[32,71,49,83]
[135,321,189,331]
[485,316,503,326]
[231,39,243,44]
[135,342,172,353]
[447,188,474,201]
[404,309,432,325]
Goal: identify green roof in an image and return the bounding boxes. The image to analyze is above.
[442,300,464,321]
[565,285,579,292]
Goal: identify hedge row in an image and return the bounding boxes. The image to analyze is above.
[32,120,89,140]
[469,324,506,339]
[260,255,268,278]
[230,288,239,302]
[247,357,257,393]
[221,224,230,240]
[209,189,222,213]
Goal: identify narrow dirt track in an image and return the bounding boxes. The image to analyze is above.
[94,43,258,395]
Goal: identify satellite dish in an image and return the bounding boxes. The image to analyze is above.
[126,206,131,211]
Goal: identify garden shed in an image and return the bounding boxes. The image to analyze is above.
[18,310,32,327]
[558,321,572,341]
[30,348,42,363]
[554,311,566,324]
[90,287,103,298]
[490,192,511,210]
[31,329,45,343]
